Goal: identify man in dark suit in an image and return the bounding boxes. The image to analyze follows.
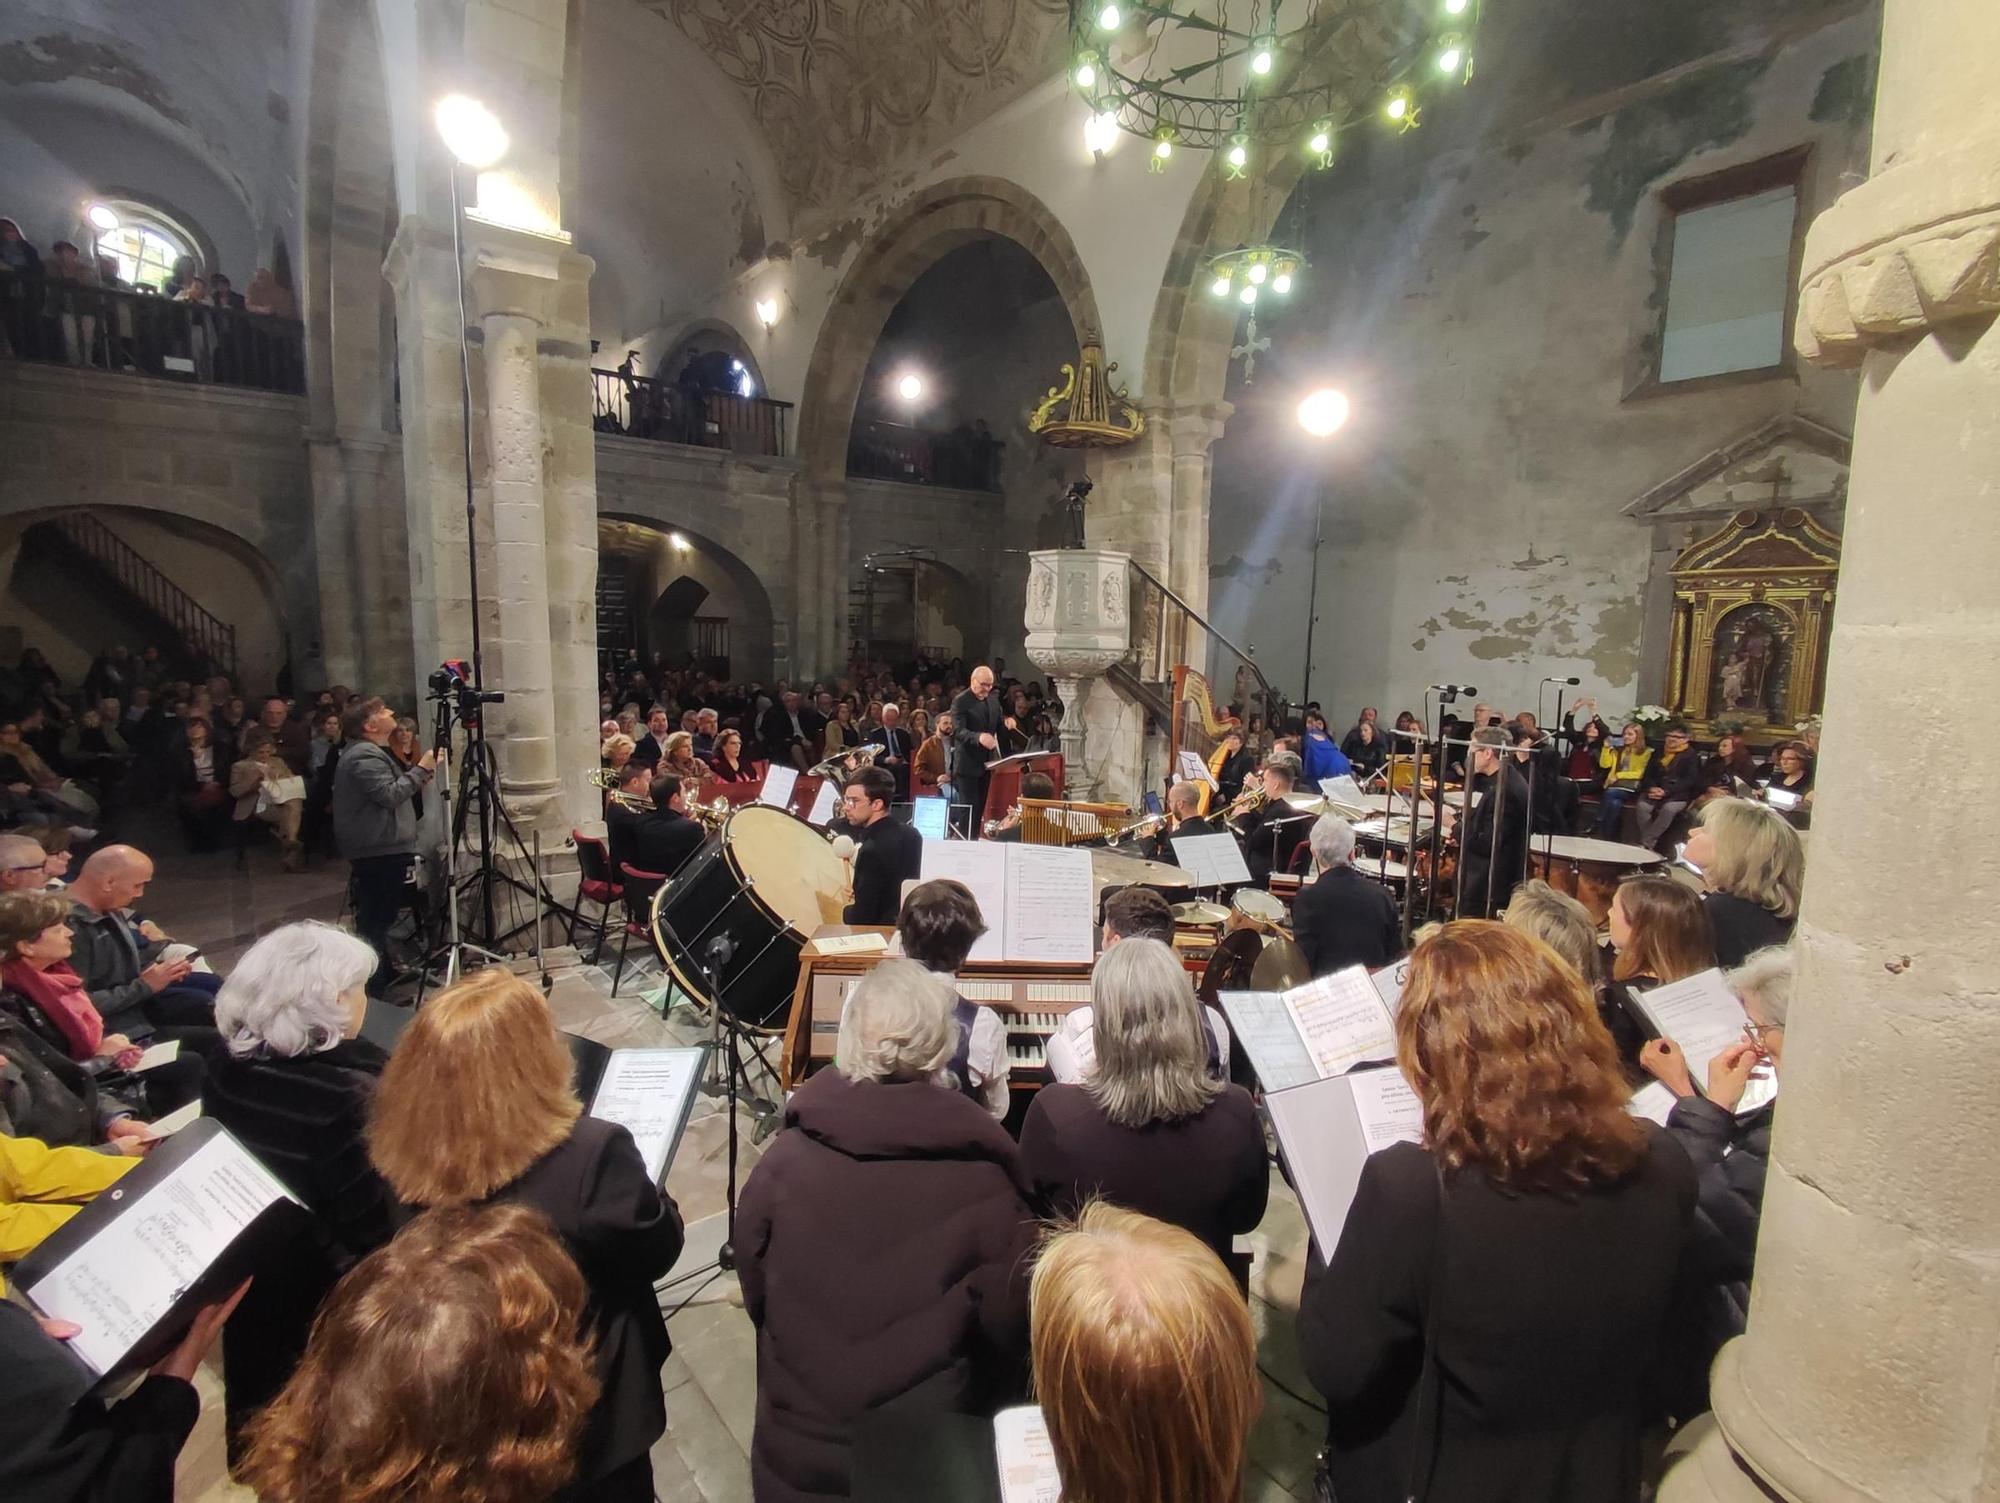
[629,705,673,768]
[866,702,913,802]
[757,689,823,772]
[1150,778,1228,863]
[841,766,922,926]
[627,773,707,879]
[1292,816,1403,976]
[1452,727,1530,918]
[949,665,1013,836]
[1237,752,1311,887]
[604,761,653,876]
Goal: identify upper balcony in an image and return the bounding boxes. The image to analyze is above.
[591,366,792,458]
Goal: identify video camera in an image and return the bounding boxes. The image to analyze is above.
[426,658,506,723]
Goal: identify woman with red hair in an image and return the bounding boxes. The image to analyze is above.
[1297,921,1695,1503]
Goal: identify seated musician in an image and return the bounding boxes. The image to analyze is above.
[604,760,653,875]
[840,766,922,927]
[986,771,1056,844]
[1150,778,1224,863]
[895,879,1010,1118]
[1212,726,1256,807]
[1019,938,1268,1290]
[1291,816,1402,977]
[1235,751,1309,888]
[628,772,706,879]
[1046,888,1230,1084]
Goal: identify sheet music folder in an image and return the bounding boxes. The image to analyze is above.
[565,1033,711,1185]
[1263,1066,1425,1258]
[13,1118,307,1388]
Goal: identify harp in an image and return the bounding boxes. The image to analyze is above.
[1170,666,1240,814]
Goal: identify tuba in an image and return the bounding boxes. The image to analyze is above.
[807,741,880,780]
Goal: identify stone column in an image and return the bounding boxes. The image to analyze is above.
[1168,400,1231,669]
[1024,549,1133,799]
[1662,4,2000,1500]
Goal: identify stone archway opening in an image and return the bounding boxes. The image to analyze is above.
[596,517,777,684]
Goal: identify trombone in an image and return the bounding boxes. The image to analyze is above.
[590,766,648,813]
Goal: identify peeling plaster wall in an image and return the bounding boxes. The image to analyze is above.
[1205,0,1876,722]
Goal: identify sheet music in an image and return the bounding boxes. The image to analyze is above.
[1282,968,1396,1078]
[27,1131,296,1375]
[134,1040,180,1071]
[910,797,950,840]
[1318,774,1368,811]
[1627,1081,1679,1127]
[146,1100,202,1137]
[804,779,838,827]
[993,1404,1062,1503]
[1370,958,1410,1015]
[1346,1067,1425,1152]
[920,841,1011,963]
[1217,991,1319,1092]
[587,1047,706,1183]
[1004,845,1095,963]
[1176,749,1217,790]
[1171,832,1252,887]
[758,764,798,810]
[1629,968,1750,1095]
[815,932,890,956]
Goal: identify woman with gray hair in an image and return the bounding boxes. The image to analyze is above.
[1020,938,1269,1290]
[200,920,396,1451]
[735,959,1035,1502]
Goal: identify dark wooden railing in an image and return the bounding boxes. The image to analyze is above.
[0,273,304,395]
[846,417,1004,491]
[47,510,238,679]
[592,368,790,457]
[1125,556,1278,732]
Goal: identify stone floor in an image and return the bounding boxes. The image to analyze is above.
[142,826,1322,1502]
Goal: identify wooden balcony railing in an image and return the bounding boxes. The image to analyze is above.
[846,417,1003,491]
[0,273,304,395]
[592,368,791,457]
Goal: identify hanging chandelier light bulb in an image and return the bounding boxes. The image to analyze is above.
[1074,54,1098,89]
[1227,140,1248,169]
[1273,271,1293,294]
[1251,38,1275,76]
[1155,136,1173,160]
[1444,0,1469,13]
[1239,283,1259,306]
[1211,273,1232,298]
[1248,261,1268,285]
[1097,3,1120,29]
[1436,34,1467,74]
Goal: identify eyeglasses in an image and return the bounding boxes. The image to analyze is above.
[1742,1021,1784,1045]
[3,862,47,875]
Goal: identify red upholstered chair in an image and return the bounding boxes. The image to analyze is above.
[570,831,622,961]
[611,861,668,997]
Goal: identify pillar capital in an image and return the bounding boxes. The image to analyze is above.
[1140,396,1236,457]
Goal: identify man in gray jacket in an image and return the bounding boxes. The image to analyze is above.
[332,696,434,995]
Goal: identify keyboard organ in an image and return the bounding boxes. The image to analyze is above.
[781,926,1094,1091]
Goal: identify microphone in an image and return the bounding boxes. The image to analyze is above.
[1427,683,1478,695]
[1542,676,1581,685]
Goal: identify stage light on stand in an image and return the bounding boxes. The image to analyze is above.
[435,94,508,168]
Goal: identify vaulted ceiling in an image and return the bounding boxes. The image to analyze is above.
[640,0,1071,217]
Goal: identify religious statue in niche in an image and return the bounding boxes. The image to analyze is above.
[1708,604,1792,720]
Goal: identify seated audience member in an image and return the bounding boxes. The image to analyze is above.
[302,707,344,853]
[1032,1204,1261,1503]
[1,1129,137,1274]
[841,766,922,926]
[693,707,720,759]
[369,968,684,1502]
[0,891,204,1119]
[0,719,96,823]
[1020,939,1267,1286]
[1344,718,1389,781]
[707,727,755,782]
[1685,798,1803,968]
[1633,723,1704,851]
[630,706,674,768]
[1564,710,1613,787]
[897,880,1010,1118]
[1758,741,1816,800]
[1212,726,1257,806]
[1698,732,1758,803]
[170,715,232,851]
[627,773,706,879]
[600,732,636,773]
[58,705,131,795]
[867,703,913,801]
[736,959,1034,1503]
[662,731,707,786]
[1596,723,1653,837]
[1299,709,1352,785]
[202,922,393,1450]
[67,846,222,1035]
[230,727,306,871]
[1640,945,1792,1415]
[0,833,52,894]
[1046,889,1230,1085]
[1292,816,1402,977]
[237,1205,598,1503]
[0,994,150,1148]
[0,1276,246,1503]
[1605,875,1717,1075]
[1298,922,1695,1503]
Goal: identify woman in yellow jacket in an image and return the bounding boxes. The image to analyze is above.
[1,1132,137,1289]
[1596,723,1654,838]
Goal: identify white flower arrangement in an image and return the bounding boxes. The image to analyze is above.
[1629,704,1673,725]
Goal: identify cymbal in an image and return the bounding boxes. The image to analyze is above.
[1171,900,1230,927]
[1282,791,1330,814]
[1090,847,1194,890]
[1250,935,1311,991]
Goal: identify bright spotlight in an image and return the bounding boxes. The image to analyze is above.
[1154,137,1173,160]
[897,372,925,402]
[434,94,509,169]
[1444,0,1469,13]
[669,531,692,552]
[1251,45,1273,76]
[87,203,120,231]
[1308,128,1331,155]
[755,296,779,328]
[1085,110,1118,155]
[1437,45,1464,73]
[1248,262,1267,285]
[1297,388,1350,437]
[1074,58,1097,89]
[1238,283,1258,306]
[1227,142,1248,168]
[1098,3,1120,28]
[1210,275,1232,298]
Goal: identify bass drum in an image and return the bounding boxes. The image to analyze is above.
[652,804,848,1031]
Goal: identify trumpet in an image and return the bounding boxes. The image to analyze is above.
[1220,784,1269,826]
[590,766,649,813]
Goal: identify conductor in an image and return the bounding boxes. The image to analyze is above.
[949,665,1013,837]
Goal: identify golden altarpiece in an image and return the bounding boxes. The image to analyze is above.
[1662,508,1841,743]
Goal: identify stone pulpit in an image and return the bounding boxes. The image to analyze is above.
[1024,549,1131,790]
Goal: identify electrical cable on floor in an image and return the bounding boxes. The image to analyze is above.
[1260,1363,1327,1416]
[653,1259,725,1295]
[661,1267,727,1324]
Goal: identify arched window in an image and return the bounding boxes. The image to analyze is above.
[90,201,199,292]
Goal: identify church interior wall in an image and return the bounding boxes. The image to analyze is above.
[1204,0,1877,723]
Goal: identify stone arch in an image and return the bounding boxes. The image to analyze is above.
[598,513,779,681]
[649,317,768,395]
[0,502,294,692]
